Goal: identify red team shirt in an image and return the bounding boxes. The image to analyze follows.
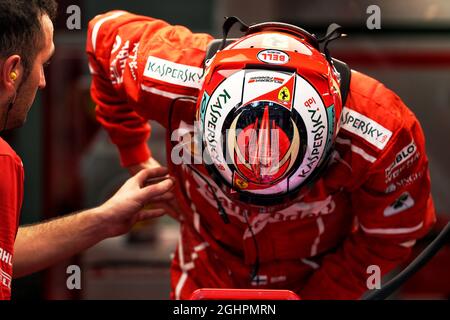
[0,138,24,300]
[86,11,436,299]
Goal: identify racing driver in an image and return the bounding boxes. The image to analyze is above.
[86,11,436,299]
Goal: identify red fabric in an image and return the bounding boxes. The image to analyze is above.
[0,138,24,300]
[87,11,436,300]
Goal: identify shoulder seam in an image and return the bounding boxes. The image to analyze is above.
[91,11,127,53]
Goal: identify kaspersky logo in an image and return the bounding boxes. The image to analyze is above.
[340,107,392,150]
[143,55,203,89]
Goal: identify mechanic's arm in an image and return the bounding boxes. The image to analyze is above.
[13,167,174,278]
[299,124,436,299]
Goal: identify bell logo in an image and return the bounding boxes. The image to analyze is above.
[278,87,291,102]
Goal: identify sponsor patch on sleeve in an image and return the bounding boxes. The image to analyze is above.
[0,246,13,290]
[385,140,418,176]
[143,56,203,89]
[383,192,415,217]
[340,107,392,150]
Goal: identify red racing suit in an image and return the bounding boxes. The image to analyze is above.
[86,11,436,299]
[0,138,24,300]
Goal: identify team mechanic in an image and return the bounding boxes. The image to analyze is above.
[0,1,175,300]
[86,11,436,299]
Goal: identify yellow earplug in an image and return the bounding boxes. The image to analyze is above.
[10,71,17,81]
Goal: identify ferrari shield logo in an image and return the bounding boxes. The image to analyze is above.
[278,86,290,102]
[235,178,249,189]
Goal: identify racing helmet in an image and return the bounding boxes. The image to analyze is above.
[196,18,344,208]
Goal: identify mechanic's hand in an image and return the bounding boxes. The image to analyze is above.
[98,167,175,238]
[126,157,181,219]
[127,157,162,176]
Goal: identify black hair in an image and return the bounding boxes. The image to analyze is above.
[0,0,57,80]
